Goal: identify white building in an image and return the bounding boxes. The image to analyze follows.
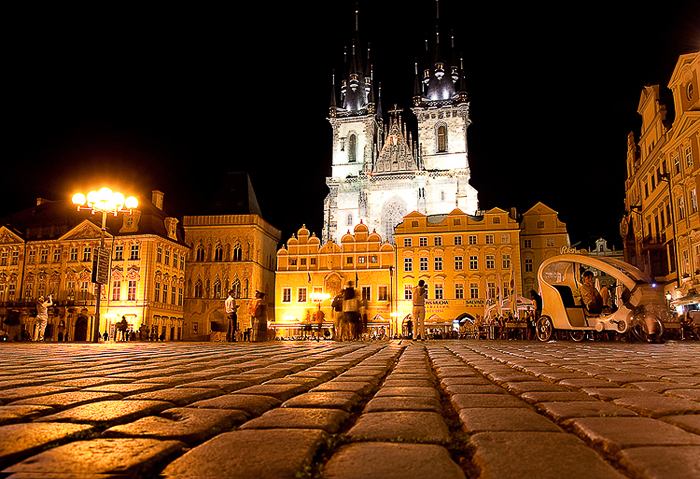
[323,7,479,245]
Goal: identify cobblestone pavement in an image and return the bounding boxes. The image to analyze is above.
[0,340,699,478]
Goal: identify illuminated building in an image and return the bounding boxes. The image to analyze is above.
[621,51,699,302]
[182,173,280,340]
[275,223,395,338]
[323,6,479,245]
[0,191,188,341]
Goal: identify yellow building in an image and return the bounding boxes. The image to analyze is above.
[182,173,281,340]
[0,191,189,341]
[275,223,395,338]
[393,208,522,333]
[519,202,571,295]
[621,51,699,302]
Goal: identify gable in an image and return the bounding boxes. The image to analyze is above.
[59,219,110,242]
[0,226,24,245]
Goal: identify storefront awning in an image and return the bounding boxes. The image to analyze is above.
[671,293,700,307]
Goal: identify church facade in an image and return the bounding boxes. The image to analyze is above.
[323,9,479,245]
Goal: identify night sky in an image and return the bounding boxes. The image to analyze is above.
[5,1,700,249]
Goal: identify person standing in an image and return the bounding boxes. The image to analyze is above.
[33,295,53,342]
[249,290,267,342]
[529,289,542,340]
[412,280,427,340]
[225,290,239,342]
[341,281,360,341]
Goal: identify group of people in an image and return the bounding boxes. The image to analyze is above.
[225,289,267,342]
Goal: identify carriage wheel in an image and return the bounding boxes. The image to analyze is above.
[569,330,586,342]
[536,316,554,342]
[631,317,664,342]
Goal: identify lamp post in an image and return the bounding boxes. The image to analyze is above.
[72,188,138,343]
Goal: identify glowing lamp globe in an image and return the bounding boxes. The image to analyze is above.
[86,190,99,206]
[125,196,138,209]
[72,193,86,206]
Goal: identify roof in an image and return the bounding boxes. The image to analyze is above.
[204,172,263,217]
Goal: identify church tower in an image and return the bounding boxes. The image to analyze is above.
[411,3,479,215]
[323,2,479,245]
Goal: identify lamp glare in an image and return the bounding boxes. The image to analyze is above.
[125,196,138,209]
[72,193,86,206]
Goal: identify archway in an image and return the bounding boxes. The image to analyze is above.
[74,315,89,341]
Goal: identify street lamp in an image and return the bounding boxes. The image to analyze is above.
[72,188,138,343]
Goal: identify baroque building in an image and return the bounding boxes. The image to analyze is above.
[275,223,395,337]
[182,173,280,340]
[0,191,188,341]
[620,51,699,302]
[323,6,479,245]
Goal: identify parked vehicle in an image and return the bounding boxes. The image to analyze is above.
[535,253,667,342]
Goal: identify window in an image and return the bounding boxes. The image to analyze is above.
[196,246,205,262]
[212,280,221,299]
[486,255,495,269]
[502,254,511,269]
[437,124,447,152]
[691,189,698,214]
[346,257,353,265]
[686,146,693,168]
[455,283,464,299]
[454,235,462,246]
[154,281,160,302]
[163,284,169,303]
[282,288,292,303]
[420,257,428,271]
[290,258,297,266]
[525,258,533,272]
[674,156,681,175]
[164,249,170,266]
[358,256,366,264]
[546,238,555,247]
[194,280,203,298]
[40,249,48,264]
[82,247,91,263]
[11,251,19,265]
[434,284,444,299]
[310,258,316,265]
[0,251,6,266]
[485,234,494,245]
[524,239,532,248]
[348,134,357,163]
[404,238,412,247]
[644,182,649,198]
[454,256,463,270]
[178,287,183,306]
[130,244,139,261]
[434,236,442,246]
[370,255,378,263]
[233,246,242,261]
[114,245,123,261]
[157,247,162,263]
[214,245,223,262]
[470,283,479,299]
[300,258,307,266]
[404,285,413,300]
[378,286,388,301]
[468,235,477,245]
[500,233,510,244]
[469,255,478,270]
[347,213,353,226]
[453,218,461,226]
[361,286,371,301]
[493,217,501,224]
[173,252,178,269]
[679,197,686,219]
[487,282,496,299]
[536,221,545,229]
[28,250,36,264]
[419,237,428,247]
[53,248,61,263]
[298,288,307,303]
[404,258,413,272]
[126,281,137,301]
[434,257,443,271]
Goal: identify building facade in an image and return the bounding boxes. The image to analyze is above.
[621,51,699,301]
[393,208,521,332]
[275,223,395,337]
[323,7,479,245]
[0,191,188,342]
[519,202,571,295]
[182,173,280,340]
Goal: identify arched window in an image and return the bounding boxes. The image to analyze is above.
[214,244,223,261]
[231,279,241,298]
[348,134,357,163]
[437,124,447,152]
[347,213,353,226]
[213,279,222,298]
[196,245,205,262]
[194,279,203,298]
[233,245,242,262]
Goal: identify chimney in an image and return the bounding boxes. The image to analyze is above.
[152,190,164,210]
[37,198,49,205]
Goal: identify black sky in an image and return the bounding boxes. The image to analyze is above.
[4,1,700,249]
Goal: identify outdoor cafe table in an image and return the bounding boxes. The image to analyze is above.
[504,321,528,339]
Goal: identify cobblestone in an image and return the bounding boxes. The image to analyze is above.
[0,340,698,477]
